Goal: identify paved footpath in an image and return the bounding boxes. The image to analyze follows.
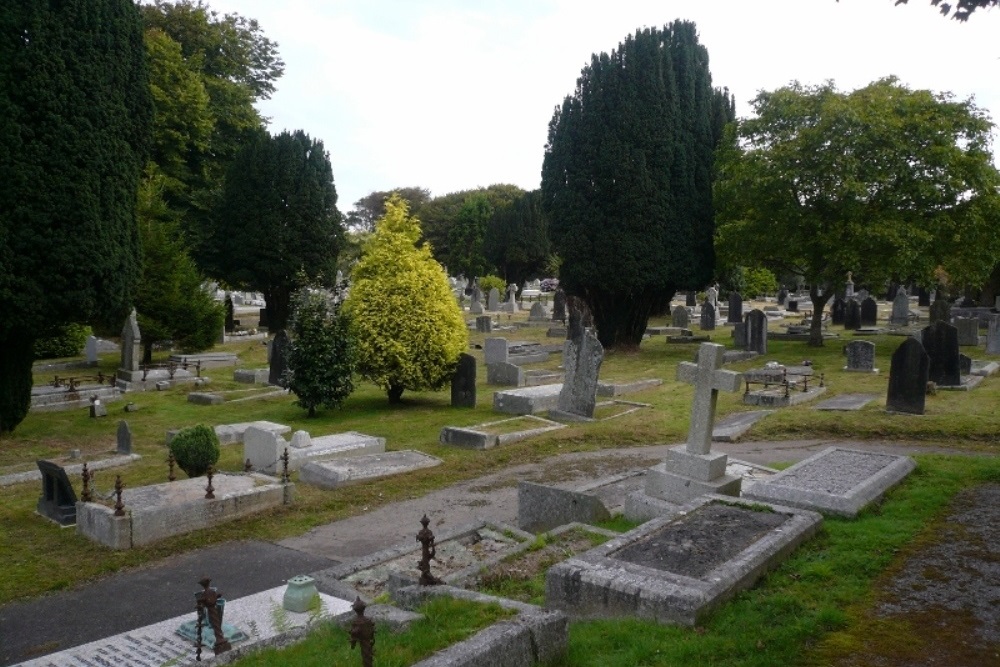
[0,439,979,666]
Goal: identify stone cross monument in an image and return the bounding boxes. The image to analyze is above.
[645,342,744,503]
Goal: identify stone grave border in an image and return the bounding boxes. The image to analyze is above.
[743,384,827,407]
[298,450,443,489]
[934,374,985,392]
[439,415,565,449]
[742,446,916,518]
[0,453,141,488]
[545,494,822,627]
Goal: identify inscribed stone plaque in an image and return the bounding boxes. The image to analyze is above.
[484,337,509,365]
[886,338,929,414]
[556,325,604,418]
[844,340,876,372]
[450,353,476,407]
[955,317,979,346]
[890,288,910,325]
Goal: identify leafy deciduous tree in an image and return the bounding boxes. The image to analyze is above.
[418,184,524,268]
[345,196,468,403]
[210,130,344,332]
[346,187,431,233]
[541,21,733,349]
[714,78,1000,345]
[0,0,152,432]
[286,286,355,417]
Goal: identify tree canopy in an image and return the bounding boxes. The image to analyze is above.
[0,0,152,432]
[891,0,997,20]
[345,196,468,403]
[484,190,551,287]
[714,77,1000,344]
[541,21,733,349]
[346,187,431,233]
[417,184,524,268]
[210,130,343,332]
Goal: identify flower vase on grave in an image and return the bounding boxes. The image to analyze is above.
[282,575,319,613]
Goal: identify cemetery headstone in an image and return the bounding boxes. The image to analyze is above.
[487,287,500,312]
[845,271,854,298]
[686,291,697,307]
[733,322,747,349]
[890,288,910,325]
[268,330,290,387]
[886,338,929,414]
[886,284,899,302]
[745,309,768,355]
[959,353,972,375]
[501,283,519,313]
[224,294,235,332]
[787,299,799,312]
[705,285,718,309]
[36,460,78,525]
[854,289,869,302]
[987,315,1000,355]
[528,302,548,322]
[844,340,877,372]
[955,317,980,346]
[120,308,141,373]
[259,307,269,329]
[929,297,951,324]
[117,419,132,455]
[469,284,484,314]
[921,321,961,386]
[450,353,476,407]
[860,297,878,327]
[727,292,743,324]
[700,301,716,331]
[475,315,492,333]
[777,288,788,306]
[917,287,931,307]
[831,296,846,325]
[89,397,108,418]
[290,430,312,448]
[844,299,861,331]
[671,305,690,329]
[552,289,567,322]
[554,307,604,419]
[85,335,98,365]
[484,337,509,365]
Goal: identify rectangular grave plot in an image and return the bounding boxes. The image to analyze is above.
[546,495,821,626]
[742,447,916,518]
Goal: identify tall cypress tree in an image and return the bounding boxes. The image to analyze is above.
[0,0,152,432]
[541,21,733,349]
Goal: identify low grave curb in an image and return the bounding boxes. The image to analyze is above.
[440,415,565,449]
[546,494,822,626]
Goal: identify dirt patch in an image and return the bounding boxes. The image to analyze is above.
[612,503,789,578]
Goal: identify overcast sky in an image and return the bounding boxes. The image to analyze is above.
[201,0,1000,210]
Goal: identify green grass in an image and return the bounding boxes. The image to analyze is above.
[229,596,515,666]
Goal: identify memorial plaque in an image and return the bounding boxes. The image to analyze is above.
[36,460,78,525]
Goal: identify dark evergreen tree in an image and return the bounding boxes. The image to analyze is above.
[209,130,343,332]
[417,184,524,267]
[541,21,733,349]
[447,194,495,279]
[286,286,355,417]
[484,190,551,287]
[0,0,152,432]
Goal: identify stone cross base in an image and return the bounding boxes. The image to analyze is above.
[644,453,742,504]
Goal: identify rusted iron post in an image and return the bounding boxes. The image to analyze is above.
[80,463,93,502]
[113,475,126,516]
[197,577,231,655]
[205,465,215,499]
[280,447,290,484]
[243,458,253,473]
[168,452,177,482]
[416,514,443,586]
[349,596,375,667]
[195,595,204,662]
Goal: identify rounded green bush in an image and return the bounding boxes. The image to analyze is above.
[478,275,506,295]
[34,323,92,360]
[168,424,220,478]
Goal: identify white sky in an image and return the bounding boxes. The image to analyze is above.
[202,0,1000,210]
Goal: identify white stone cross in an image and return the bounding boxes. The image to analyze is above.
[676,343,743,456]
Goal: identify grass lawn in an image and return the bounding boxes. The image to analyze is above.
[2,308,999,665]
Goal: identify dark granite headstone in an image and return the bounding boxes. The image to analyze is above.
[487,288,500,312]
[686,291,697,307]
[921,321,961,386]
[745,309,768,355]
[671,305,690,329]
[831,297,846,325]
[224,295,235,333]
[886,284,899,302]
[268,330,290,387]
[36,460,78,526]
[860,297,878,327]
[777,288,788,306]
[450,353,476,408]
[844,340,876,371]
[786,299,799,313]
[259,307,269,329]
[552,289,567,323]
[917,287,931,308]
[727,292,743,324]
[929,298,951,325]
[733,322,747,349]
[886,338,929,415]
[959,353,972,376]
[117,419,132,455]
[700,301,716,331]
[475,315,492,333]
[844,299,861,331]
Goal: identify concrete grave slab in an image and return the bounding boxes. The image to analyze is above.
[742,446,916,518]
[711,410,773,442]
[814,394,879,411]
[439,415,565,449]
[596,378,663,397]
[934,374,985,391]
[518,481,612,533]
[546,494,821,626]
[187,391,224,405]
[233,368,270,384]
[743,384,827,407]
[76,473,288,549]
[970,360,999,377]
[0,453,141,488]
[492,383,563,415]
[213,420,291,446]
[244,427,385,474]
[299,450,442,489]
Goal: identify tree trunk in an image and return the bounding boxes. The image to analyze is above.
[808,285,833,347]
[387,383,405,404]
[584,286,674,351]
[263,288,292,333]
[0,331,35,434]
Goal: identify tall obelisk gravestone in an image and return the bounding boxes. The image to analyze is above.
[645,342,744,503]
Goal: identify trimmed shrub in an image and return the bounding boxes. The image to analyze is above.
[169,424,220,478]
[478,274,506,295]
[33,323,92,360]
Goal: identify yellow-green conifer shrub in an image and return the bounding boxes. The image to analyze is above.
[345,195,469,403]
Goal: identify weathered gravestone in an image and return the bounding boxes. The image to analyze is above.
[745,309,768,355]
[777,288,788,306]
[700,301,716,331]
[450,353,476,408]
[500,284,519,313]
[886,284,899,302]
[921,321,961,386]
[988,315,1000,355]
[36,460,78,525]
[787,299,799,313]
[844,299,861,331]
[475,315,492,333]
[844,340,877,372]
[733,322,747,349]
[552,303,604,420]
[727,292,743,324]
[955,317,980,347]
[487,287,500,312]
[85,335,98,365]
[860,297,878,327]
[671,306,690,329]
[855,288,869,303]
[917,287,931,307]
[645,342,743,503]
[831,296,846,325]
[686,291,697,307]
[890,288,910,325]
[224,294,235,332]
[886,338,929,414]
[552,289,567,323]
[484,337,509,365]
[117,420,132,454]
[268,330,290,387]
[845,272,855,298]
[469,284,484,314]
[528,302,548,322]
[118,308,142,380]
[929,298,951,325]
